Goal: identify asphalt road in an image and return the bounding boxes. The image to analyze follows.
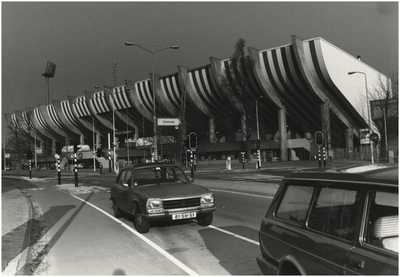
[6,170,282,275]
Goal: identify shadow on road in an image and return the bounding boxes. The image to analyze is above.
[198,225,262,275]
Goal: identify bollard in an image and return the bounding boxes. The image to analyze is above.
[226,156,231,170]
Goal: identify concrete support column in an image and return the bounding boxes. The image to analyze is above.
[278,107,287,161]
[134,126,139,140]
[241,113,246,140]
[346,126,354,158]
[209,118,216,143]
[321,103,331,148]
[96,133,101,148]
[80,135,84,146]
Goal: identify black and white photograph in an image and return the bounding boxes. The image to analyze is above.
[2,1,398,275]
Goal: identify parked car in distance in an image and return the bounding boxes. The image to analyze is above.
[257,165,398,275]
[109,163,216,233]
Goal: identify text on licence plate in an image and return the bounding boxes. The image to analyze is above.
[172,212,196,220]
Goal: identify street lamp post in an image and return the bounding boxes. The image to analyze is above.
[348,71,374,164]
[125,42,179,161]
[256,95,263,169]
[95,86,117,173]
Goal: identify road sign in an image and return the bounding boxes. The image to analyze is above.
[157,118,181,126]
[5,153,10,158]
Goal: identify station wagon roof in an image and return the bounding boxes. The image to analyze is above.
[125,162,177,169]
[283,166,398,187]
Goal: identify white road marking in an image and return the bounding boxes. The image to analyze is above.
[210,188,273,199]
[208,225,260,246]
[70,194,199,276]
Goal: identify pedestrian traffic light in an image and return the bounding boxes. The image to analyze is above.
[315,131,324,147]
[96,148,102,157]
[55,141,61,155]
[189,132,197,150]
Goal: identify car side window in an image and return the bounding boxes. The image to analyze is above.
[276,185,314,224]
[116,170,127,186]
[134,167,160,186]
[364,190,398,253]
[124,169,132,187]
[308,187,359,241]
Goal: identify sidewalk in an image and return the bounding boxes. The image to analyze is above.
[1,159,391,275]
[2,182,32,275]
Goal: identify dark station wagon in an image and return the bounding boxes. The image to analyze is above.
[257,165,398,275]
[109,163,216,233]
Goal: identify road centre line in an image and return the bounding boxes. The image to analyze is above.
[210,188,273,199]
[208,225,260,246]
[70,194,199,276]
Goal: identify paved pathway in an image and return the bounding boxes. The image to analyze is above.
[2,181,32,275]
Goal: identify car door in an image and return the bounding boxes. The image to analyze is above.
[345,188,398,275]
[112,169,127,209]
[119,168,134,213]
[272,182,361,274]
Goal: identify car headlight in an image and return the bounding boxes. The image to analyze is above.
[146,198,164,213]
[200,193,214,207]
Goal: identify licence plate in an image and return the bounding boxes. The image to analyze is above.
[172,212,196,220]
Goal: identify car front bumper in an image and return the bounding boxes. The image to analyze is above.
[142,206,216,220]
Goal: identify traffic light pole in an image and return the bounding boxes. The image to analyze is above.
[190,150,194,180]
[29,159,32,179]
[74,154,78,187]
[57,157,61,185]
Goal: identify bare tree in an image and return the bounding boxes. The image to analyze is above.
[222,38,258,162]
[370,71,399,158]
[5,125,30,168]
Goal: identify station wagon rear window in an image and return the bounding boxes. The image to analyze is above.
[308,187,359,241]
[276,185,314,224]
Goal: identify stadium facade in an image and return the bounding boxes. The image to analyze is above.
[5,35,386,168]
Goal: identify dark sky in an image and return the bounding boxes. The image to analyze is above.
[2,1,398,137]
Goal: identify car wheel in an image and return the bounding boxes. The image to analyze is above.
[197,213,213,226]
[111,200,122,218]
[134,208,150,233]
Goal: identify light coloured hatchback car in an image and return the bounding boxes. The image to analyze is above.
[257,165,398,275]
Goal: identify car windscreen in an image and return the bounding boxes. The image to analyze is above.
[133,166,189,186]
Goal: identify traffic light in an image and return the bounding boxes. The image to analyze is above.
[96,148,102,157]
[370,132,379,144]
[189,132,197,150]
[73,142,79,153]
[55,141,61,155]
[182,135,189,148]
[315,131,324,146]
[256,139,261,150]
[26,150,33,160]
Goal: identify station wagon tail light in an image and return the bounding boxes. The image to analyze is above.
[147,198,164,213]
[200,193,214,207]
